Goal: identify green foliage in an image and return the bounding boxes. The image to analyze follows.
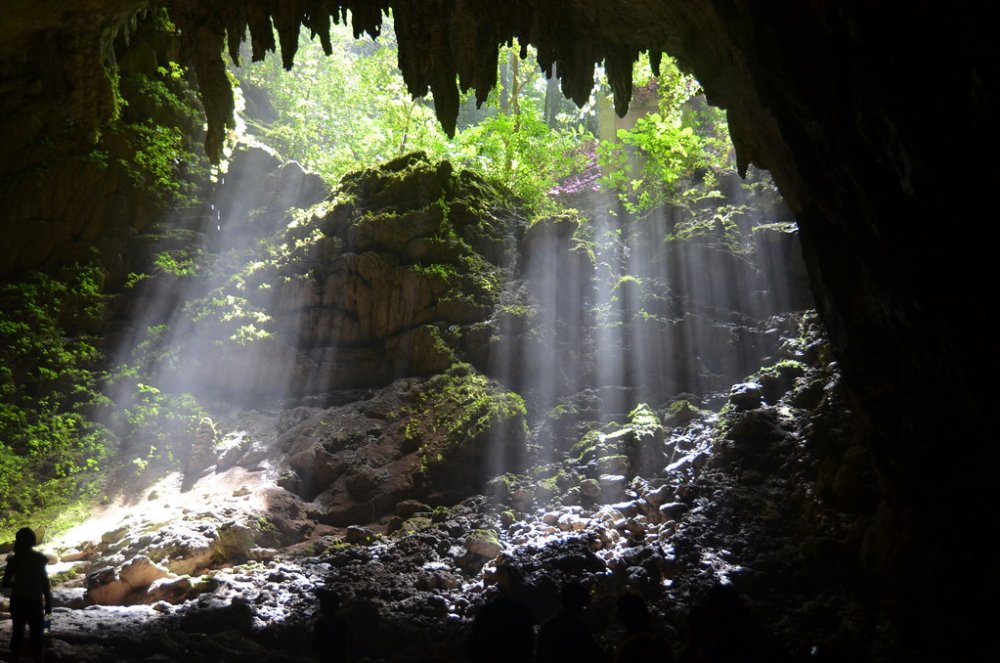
[0,265,113,538]
[453,99,592,209]
[404,363,527,479]
[234,25,450,180]
[153,249,201,278]
[107,345,209,478]
[118,120,189,198]
[233,28,594,211]
[597,57,732,214]
[94,57,210,206]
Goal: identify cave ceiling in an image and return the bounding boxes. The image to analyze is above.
[0,1,776,183]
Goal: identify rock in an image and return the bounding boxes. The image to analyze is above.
[141,577,193,605]
[179,594,255,635]
[85,567,130,605]
[59,547,91,563]
[345,526,377,545]
[464,530,501,558]
[249,547,278,561]
[658,502,689,519]
[118,556,170,590]
[729,382,764,410]
[215,522,257,563]
[644,483,674,508]
[394,499,432,518]
[596,454,629,475]
[599,474,627,500]
[510,488,535,512]
[52,587,88,609]
[579,479,601,498]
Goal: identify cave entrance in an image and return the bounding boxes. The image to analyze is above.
[2,11,863,662]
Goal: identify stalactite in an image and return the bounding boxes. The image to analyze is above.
[160,0,656,161]
[272,0,302,71]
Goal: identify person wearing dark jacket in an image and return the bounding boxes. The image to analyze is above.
[2,527,52,663]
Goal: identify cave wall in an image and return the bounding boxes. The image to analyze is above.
[0,7,208,284]
[1,0,997,654]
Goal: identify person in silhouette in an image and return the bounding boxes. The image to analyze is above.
[470,563,534,662]
[615,593,674,662]
[677,584,791,663]
[535,580,605,663]
[312,587,355,662]
[1,527,52,663]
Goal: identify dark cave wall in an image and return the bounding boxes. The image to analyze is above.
[1,0,997,653]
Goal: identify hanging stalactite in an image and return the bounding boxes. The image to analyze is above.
[161,0,654,161]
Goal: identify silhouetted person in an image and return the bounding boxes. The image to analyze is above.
[535,581,605,663]
[615,593,673,663]
[470,564,534,663]
[678,584,791,663]
[1,527,52,663]
[313,588,355,662]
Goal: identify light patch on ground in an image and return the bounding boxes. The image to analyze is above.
[49,465,280,555]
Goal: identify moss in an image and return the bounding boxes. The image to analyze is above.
[467,528,500,547]
[665,399,703,426]
[628,403,663,438]
[570,429,605,463]
[403,363,528,485]
[546,403,579,420]
[49,565,82,586]
[401,516,433,533]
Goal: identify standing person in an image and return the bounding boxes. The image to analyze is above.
[535,581,605,663]
[313,587,355,663]
[1,527,52,663]
[615,593,673,662]
[470,564,534,663]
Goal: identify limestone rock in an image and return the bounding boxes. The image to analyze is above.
[118,555,170,590]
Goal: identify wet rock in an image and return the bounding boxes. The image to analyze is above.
[729,382,764,410]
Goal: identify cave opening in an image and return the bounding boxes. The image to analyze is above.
[3,3,993,662]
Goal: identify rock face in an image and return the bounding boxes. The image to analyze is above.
[276,365,527,526]
[165,152,522,399]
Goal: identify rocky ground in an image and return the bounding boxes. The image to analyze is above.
[1,312,909,662]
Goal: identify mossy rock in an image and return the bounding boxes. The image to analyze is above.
[405,363,528,498]
[756,359,807,403]
[665,399,703,426]
[465,528,501,558]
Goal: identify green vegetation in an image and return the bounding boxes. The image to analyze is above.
[597,58,731,214]
[665,399,703,426]
[90,50,210,207]
[404,363,527,479]
[628,403,664,440]
[233,25,596,210]
[0,266,112,538]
